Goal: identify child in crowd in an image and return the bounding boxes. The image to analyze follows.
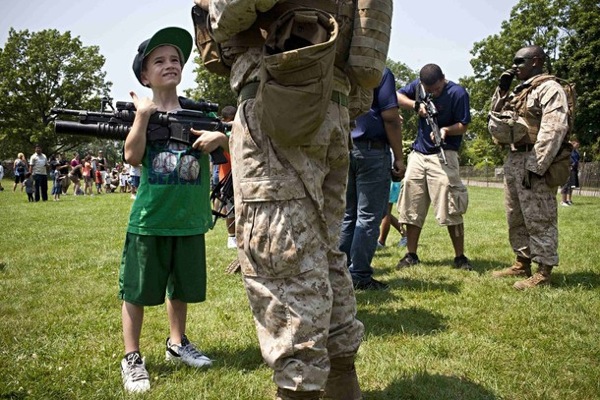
[118,27,228,393]
[95,168,103,194]
[23,173,34,202]
[51,168,62,201]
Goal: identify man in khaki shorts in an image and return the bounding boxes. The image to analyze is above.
[395,64,474,271]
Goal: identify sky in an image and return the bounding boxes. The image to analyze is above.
[1,0,518,103]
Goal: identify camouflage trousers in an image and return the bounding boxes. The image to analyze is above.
[229,97,364,392]
[504,152,559,266]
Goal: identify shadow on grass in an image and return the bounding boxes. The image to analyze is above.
[147,345,264,376]
[391,276,461,294]
[357,306,448,336]
[365,371,498,400]
[553,271,600,289]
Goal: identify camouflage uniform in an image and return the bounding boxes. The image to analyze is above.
[491,78,569,266]
[209,1,364,392]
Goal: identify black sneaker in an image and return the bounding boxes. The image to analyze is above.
[453,255,473,271]
[396,253,420,269]
[353,278,389,291]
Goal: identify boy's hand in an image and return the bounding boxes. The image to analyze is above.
[130,91,157,117]
[191,129,228,153]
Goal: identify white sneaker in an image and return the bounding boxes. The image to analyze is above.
[561,202,570,207]
[398,236,408,247]
[166,335,212,368]
[227,236,237,249]
[121,352,150,393]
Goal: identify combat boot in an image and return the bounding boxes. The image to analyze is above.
[513,264,553,290]
[322,356,362,400]
[275,388,321,400]
[491,256,532,278]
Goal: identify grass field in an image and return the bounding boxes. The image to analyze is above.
[1,180,599,399]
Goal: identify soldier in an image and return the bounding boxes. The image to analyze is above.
[488,45,570,290]
[197,0,393,398]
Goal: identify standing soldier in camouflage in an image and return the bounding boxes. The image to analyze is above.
[488,45,570,290]
[195,0,391,399]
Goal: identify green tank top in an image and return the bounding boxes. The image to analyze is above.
[127,141,212,236]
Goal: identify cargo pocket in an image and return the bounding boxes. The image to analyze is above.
[241,198,315,278]
[447,184,468,216]
[255,8,338,146]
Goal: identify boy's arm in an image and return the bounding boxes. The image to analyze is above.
[190,129,229,154]
[124,92,157,166]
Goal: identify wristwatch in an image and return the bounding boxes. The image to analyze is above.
[413,100,421,112]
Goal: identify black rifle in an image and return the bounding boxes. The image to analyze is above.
[417,84,447,165]
[51,96,229,165]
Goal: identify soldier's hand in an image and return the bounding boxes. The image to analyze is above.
[499,69,516,92]
[522,170,540,190]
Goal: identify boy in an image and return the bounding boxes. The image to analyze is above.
[119,27,228,393]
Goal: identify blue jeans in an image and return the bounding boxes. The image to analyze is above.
[339,141,391,283]
[33,174,48,202]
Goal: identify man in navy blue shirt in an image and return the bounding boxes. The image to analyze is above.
[395,64,473,271]
[339,67,405,290]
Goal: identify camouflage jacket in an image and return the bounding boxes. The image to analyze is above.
[491,76,569,176]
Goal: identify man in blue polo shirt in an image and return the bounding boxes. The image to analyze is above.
[339,67,405,290]
[395,64,473,271]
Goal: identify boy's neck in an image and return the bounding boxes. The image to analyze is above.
[152,87,181,112]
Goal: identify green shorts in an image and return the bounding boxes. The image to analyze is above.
[119,233,207,306]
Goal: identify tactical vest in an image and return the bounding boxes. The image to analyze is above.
[503,74,575,146]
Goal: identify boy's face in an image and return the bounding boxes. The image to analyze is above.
[141,46,183,89]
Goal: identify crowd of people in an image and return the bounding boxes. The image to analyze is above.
[9,146,141,202]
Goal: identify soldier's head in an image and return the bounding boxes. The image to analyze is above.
[419,64,446,98]
[512,45,546,81]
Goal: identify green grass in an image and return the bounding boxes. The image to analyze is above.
[1,180,599,399]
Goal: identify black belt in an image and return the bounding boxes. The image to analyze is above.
[353,139,387,149]
[511,144,533,152]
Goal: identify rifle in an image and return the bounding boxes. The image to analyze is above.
[51,96,229,165]
[417,83,447,165]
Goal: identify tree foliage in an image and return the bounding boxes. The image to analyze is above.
[184,55,237,112]
[0,28,111,160]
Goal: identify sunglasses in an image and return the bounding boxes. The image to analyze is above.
[513,56,538,65]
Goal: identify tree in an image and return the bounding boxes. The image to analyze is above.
[554,0,600,157]
[184,55,237,112]
[0,28,111,160]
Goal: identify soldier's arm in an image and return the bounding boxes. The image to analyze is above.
[525,82,570,176]
[209,0,281,43]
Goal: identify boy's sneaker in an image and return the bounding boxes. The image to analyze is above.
[453,255,474,271]
[166,334,212,368]
[398,236,408,247]
[396,252,420,269]
[121,351,150,393]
